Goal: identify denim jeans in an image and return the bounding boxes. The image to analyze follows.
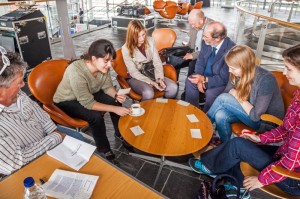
[55,90,121,153]
[56,125,85,141]
[207,93,261,142]
[201,137,300,196]
[185,77,225,112]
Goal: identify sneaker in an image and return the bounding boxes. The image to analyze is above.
[188,158,216,177]
[224,184,250,199]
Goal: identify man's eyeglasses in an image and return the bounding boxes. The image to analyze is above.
[0,46,10,75]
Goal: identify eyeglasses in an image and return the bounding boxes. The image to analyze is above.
[0,46,10,75]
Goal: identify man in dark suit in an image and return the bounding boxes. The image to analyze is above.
[185,21,236,112]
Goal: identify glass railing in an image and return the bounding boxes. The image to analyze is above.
[235,0,300,70]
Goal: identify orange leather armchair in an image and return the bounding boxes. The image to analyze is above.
[112,49,177,101]
[153,1,166,12]
[144,6,151,15]
[188,1,203,11]
[166,1,177,6]
[177,3,189,17]
[152,28,176,62]
[152,28,176,53]
[240,162,300,199]
[231,71,298,136]
[28,60,88,129]
[159,5,179,25]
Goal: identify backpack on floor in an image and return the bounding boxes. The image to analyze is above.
[196,174,240,199]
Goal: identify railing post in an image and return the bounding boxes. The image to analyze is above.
[252,2,259,34]
[270,2,275,18]
[106,0,109,19]
[256,20,268,60]
[287,2,294,22]
[235,10,246,43]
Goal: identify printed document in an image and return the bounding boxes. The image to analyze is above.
[47,135,96,170]
[43,169,98,199]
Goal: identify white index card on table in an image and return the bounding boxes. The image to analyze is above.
[130,125,145,136]
[117,88,131,95]
[177,100,190,106]
[156,98,168,103]
[186,114,199,123]
[191,129,202,139]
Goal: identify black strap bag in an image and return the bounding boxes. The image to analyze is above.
[196,174,241,199]
[162,46,193,57]
[140,60,156,81]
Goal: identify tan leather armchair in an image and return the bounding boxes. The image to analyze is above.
[188,1,203,11]
[240,162,300,198]
[177,3,190,17]
[153,1,166,12]
[159,5,179,26]
[152,28,176,62]
[28,60,88,129]
[112,49,177,101]
[231,71,298,136]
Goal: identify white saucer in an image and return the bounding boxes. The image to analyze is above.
[130,108,145,117]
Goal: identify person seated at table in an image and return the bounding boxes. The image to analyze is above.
[185,21,235,112]
[0,47,84,175]
[207,45,284,143]
[54,39,130,160]
[189,44,300,197]
[122,20,178,101]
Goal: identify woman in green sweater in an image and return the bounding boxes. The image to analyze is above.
[54,39,130,160]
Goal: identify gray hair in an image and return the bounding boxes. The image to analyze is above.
[0,52,27,88]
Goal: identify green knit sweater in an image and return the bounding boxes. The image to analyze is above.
[53,59,113,109]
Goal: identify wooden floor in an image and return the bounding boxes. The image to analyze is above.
[47,6,277,199]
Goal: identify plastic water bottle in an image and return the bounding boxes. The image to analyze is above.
[23,177,46,199]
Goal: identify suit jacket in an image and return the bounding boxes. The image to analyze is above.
[194,37,236,89]
[122,37,164,84]
[188,17,213,60]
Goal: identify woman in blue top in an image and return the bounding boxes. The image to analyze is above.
[207,45,284,143]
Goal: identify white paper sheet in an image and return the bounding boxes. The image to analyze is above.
[156,98,168,103]
[177,100,190,106]
[47,136,96,171]
[186,114,199,123]
[191,129,202,139]
[43,169,98,199]
[130,125,145,136]
[117,88,131,95]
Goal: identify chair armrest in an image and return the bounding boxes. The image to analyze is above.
[271,165,300,180]
[43,104,88,127]
[261,114,283,126]
[163,64,177,82]
[116,75,142,101]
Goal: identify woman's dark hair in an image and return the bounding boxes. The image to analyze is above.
[282,44,300,69]
[80,39,116,60]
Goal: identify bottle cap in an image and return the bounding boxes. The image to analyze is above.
[24,177,35,188]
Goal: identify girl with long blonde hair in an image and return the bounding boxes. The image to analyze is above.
[206,45,284,143]
[122,20,178,100]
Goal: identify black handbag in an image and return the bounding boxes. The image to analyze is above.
[162,46,193,57]
[140,60,156,81]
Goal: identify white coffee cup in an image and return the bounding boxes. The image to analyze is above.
[131,103,141,115]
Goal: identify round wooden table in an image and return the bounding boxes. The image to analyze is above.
[119,99,213,186]
[119,99,213,156]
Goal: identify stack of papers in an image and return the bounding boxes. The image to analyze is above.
[43,169,98,199]
[47,135,96,171]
